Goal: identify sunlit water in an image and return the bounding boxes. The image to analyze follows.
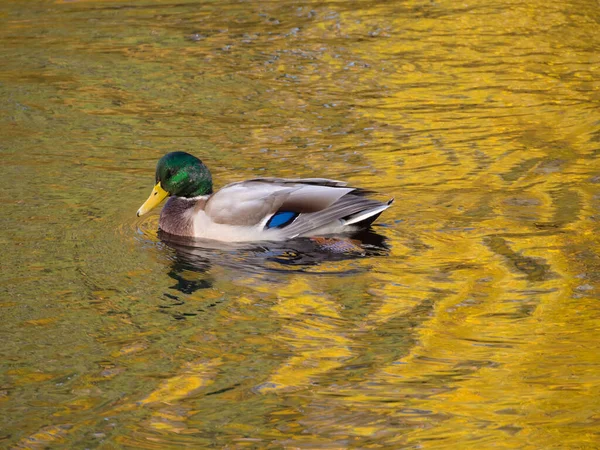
[1,0,599,448]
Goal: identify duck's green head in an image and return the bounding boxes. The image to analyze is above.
[137,151,213,217]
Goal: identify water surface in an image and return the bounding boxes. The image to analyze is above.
[1,0,599,448]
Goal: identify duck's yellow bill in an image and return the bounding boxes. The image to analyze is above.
[137,182,169,216]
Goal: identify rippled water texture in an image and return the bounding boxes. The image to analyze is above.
[1,0,599,448]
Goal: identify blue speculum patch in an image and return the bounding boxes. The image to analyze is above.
[266,211,298,229]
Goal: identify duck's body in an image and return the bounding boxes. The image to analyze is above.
[137,152,392,242]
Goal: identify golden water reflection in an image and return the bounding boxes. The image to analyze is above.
[1,0,599,448]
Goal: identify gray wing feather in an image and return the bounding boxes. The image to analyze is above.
[204,178,388,234]
[279,194,388,238]
[205,184,294,225]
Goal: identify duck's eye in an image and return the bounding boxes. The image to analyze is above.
[165,170,174,180]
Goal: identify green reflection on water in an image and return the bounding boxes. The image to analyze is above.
[1,0,599,448]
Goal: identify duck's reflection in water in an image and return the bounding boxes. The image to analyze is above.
[158,229,390,295]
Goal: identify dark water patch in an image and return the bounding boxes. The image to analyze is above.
[483,235,555,282]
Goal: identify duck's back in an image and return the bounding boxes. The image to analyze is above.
[201,178,392,241]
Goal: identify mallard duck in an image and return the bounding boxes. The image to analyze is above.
[137,151,393,242]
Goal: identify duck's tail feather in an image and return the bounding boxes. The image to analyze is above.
[342,198,394,228]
